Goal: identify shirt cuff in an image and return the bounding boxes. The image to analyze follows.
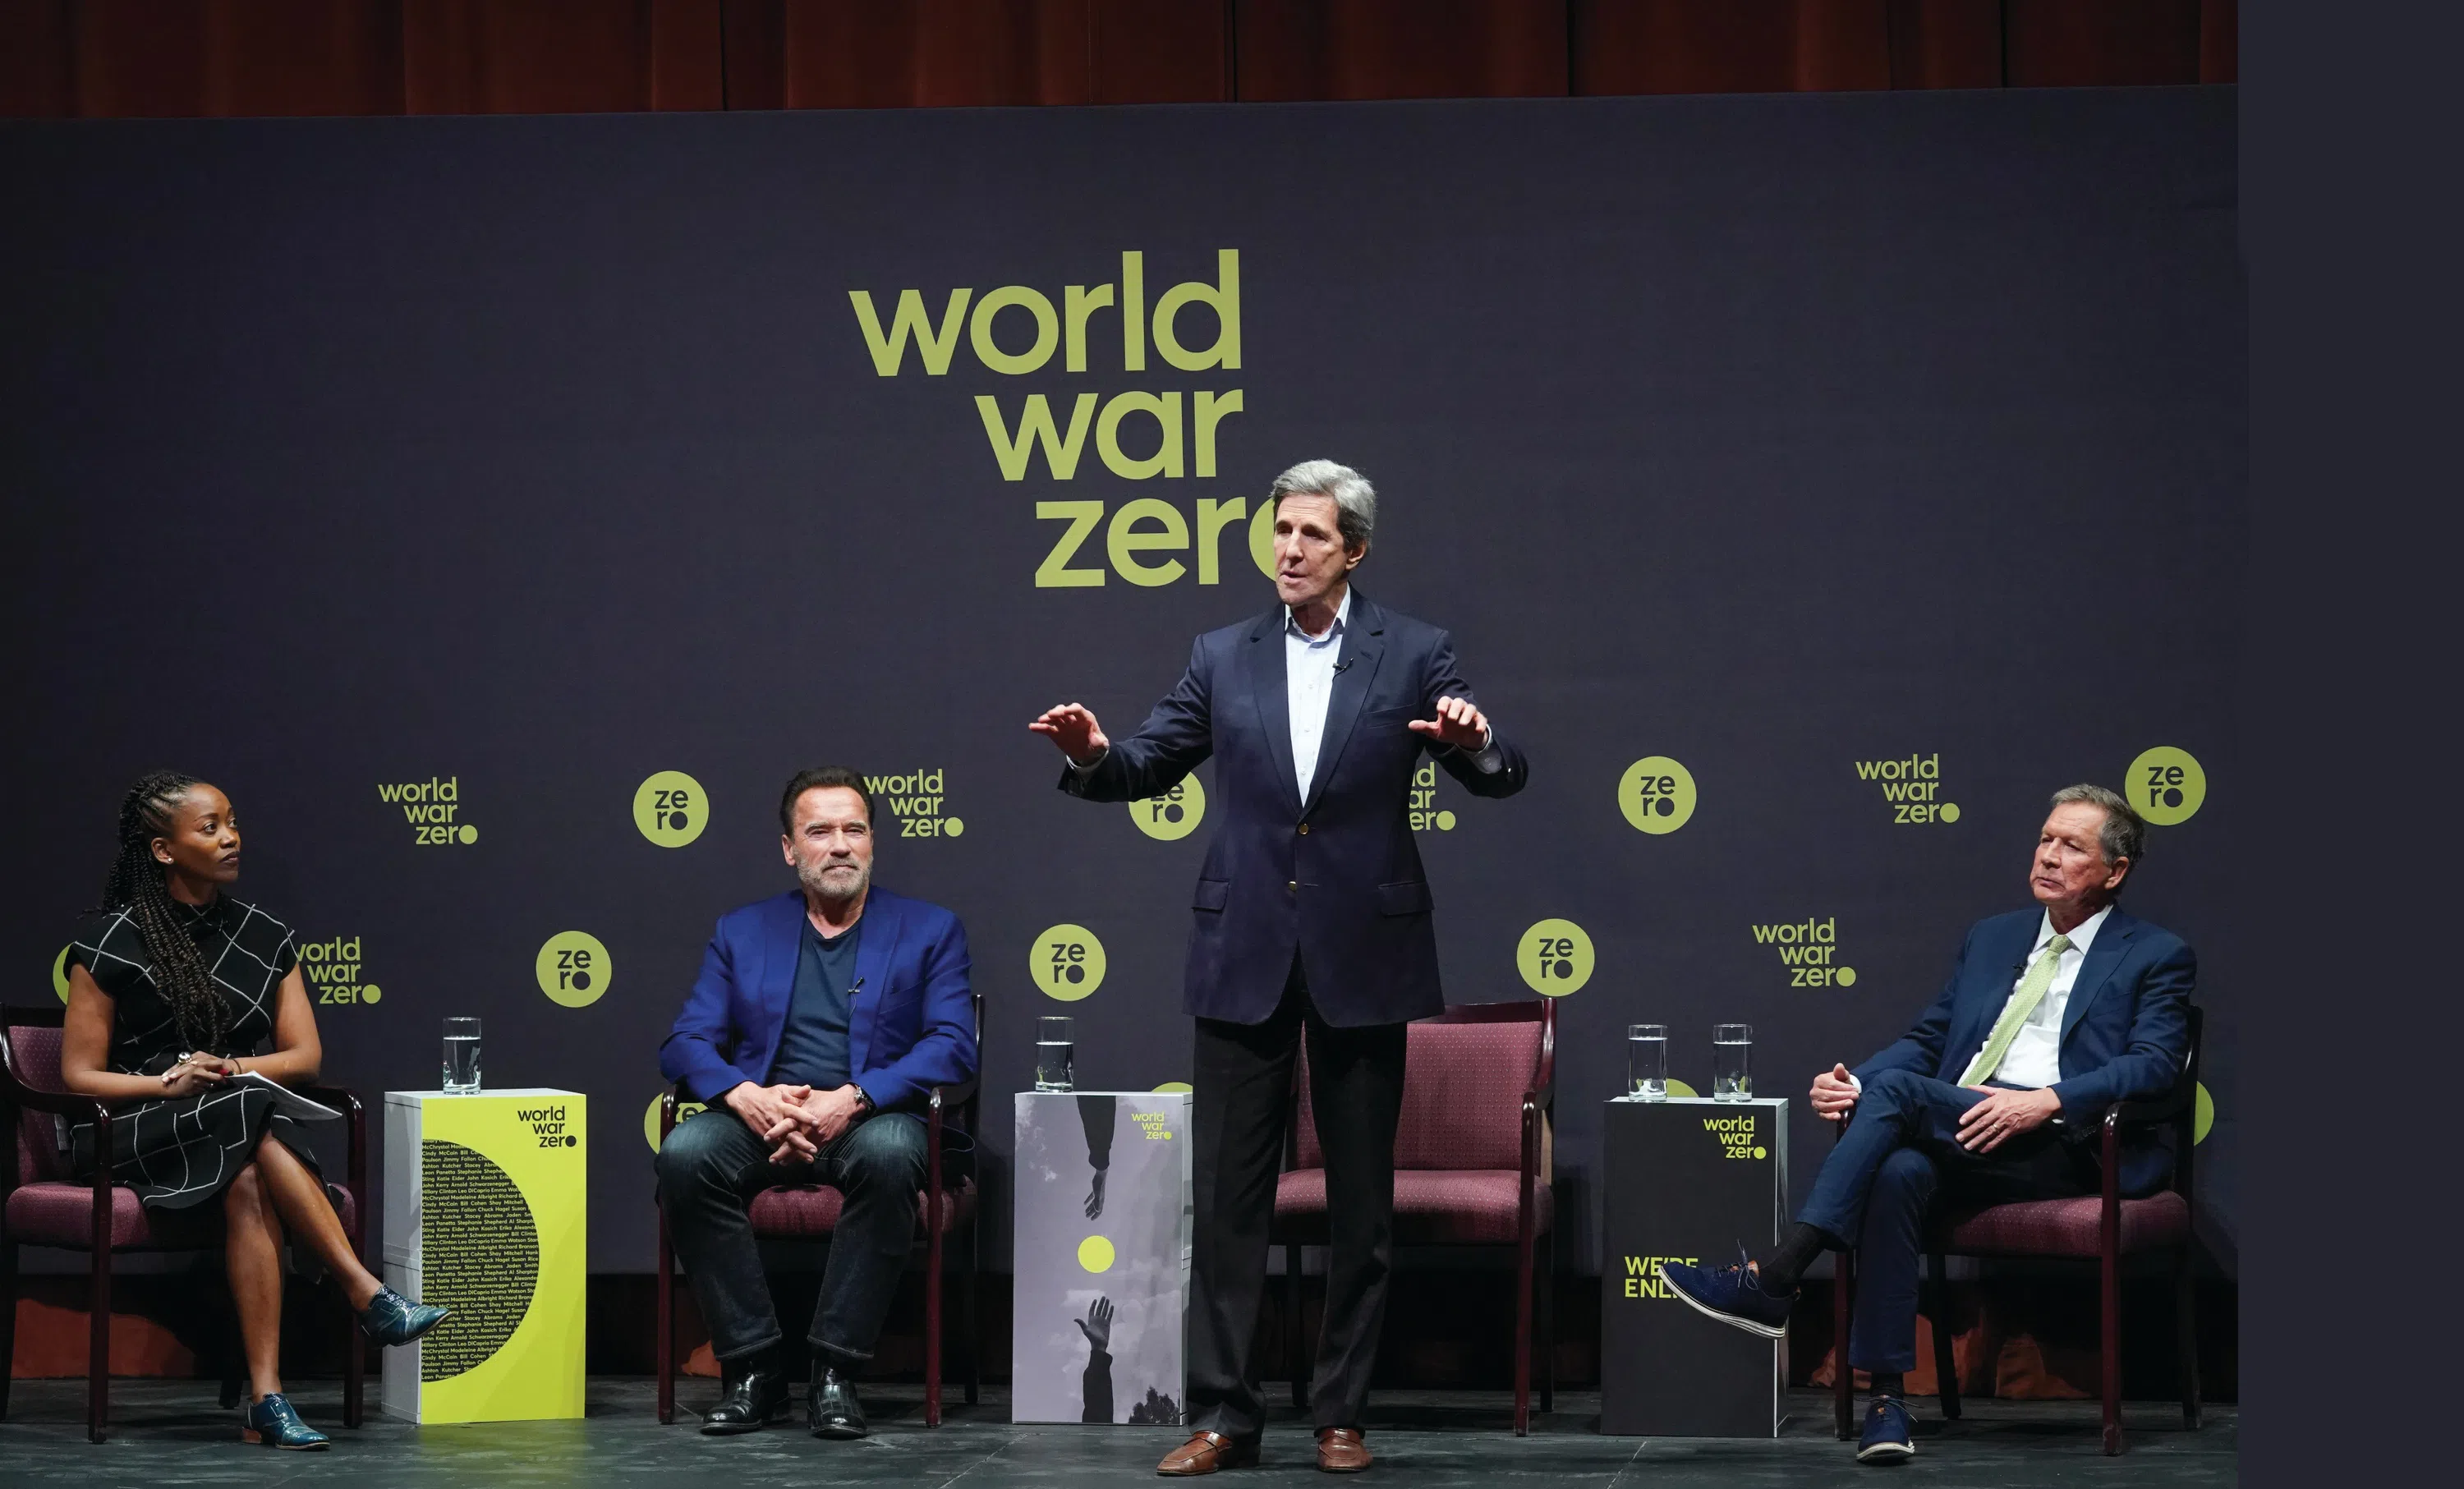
[1847,1073,1862,1096]
[1449,724,1503,773]
[1067,746,1109,775]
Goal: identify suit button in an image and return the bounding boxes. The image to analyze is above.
[1298,823,1310,835]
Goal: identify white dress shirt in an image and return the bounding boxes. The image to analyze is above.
[1970,905,2111,1090]
[1285,588,1501,802]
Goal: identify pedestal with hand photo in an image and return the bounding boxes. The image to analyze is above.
[1012,1090,1193,1424]
[1600,1096,1791,1436]
[380,1089,587,1424]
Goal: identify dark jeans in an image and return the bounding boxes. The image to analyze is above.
[654,1106,929,1367]
[1187,959,1408,1439]
[1798,1068,2094,1374]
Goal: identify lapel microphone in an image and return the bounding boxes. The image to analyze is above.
[1332,659,1353,674]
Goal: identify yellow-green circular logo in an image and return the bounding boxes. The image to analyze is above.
[361,984,384,1004]
[642,1091,708,1152]
[1032,924,1106,1001]
[536,931,613,1009]
[1248,500,1277,580]
[2193,1082,2213,1146]
[53,945,73,1003]
[1517,918,1595,996]
[2125,746,2205,826]
[1078,1234,1117,1273]
[1153,1081,1193,1094]
[1130,775,1206,841]
[633,770,709,848]
[1618,756,1697,834]
[1665,1078,1699,1099]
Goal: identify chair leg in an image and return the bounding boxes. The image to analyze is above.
[1513,1230,1533,1438]
[655,1211,676,1426]
[2100,1241,2123,1455]
[0,1238,17,1422]
[926,1195,946,1428]
[342,1277,365,1427]
[1928,1252,1960,1421]
[963,1218,981,1409]
[89,1240,111,1444]
[1538,1225,1556,1416]
[1286,1244,1307,1410]
[1833,1250,1855,1441]
[2173,1245,2201,1431]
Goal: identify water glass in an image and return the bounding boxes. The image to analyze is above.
[442,1017,482,1094]
[1712,1023,1753,1102]
[1035,1015,1075,1092]
[1626,1023,1668,1101]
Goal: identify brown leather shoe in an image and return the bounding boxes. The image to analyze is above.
[1316,1427,1372,1473]
[1156,1431,1258,1475]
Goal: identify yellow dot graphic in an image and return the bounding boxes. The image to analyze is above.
[1618,756,1697,834]
[2126,746,2207,826]
[361,985,384,1004]
[2194,1082,2213,1146]
[1078,1235,1117,1273]
[1517,918,1595,996]
[1939,803,1961,822]
[945,817,966,837]
[1130,775,1206,841]
[1836,967,1858,986]
[643,1091,708,1152]
[53,945,72,1003]
[1032,924,1106,1001]
[633,770,710,848]
[1752,1147,1768,1159]
[1248,501,1277,579]
[1435,810,1457,831]
[1665,1078,1700,1099]
[536,931,613,1009]
[1153,1082,1193,1094]
[457,825,479,844]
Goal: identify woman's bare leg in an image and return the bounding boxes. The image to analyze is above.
[223,1160,287,1402]
[252,1133,383,1310]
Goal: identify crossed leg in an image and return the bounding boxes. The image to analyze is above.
[221,1131,386,1402]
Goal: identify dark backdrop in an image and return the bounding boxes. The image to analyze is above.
[0,85,2243,1281]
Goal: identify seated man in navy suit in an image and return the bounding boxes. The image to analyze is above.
[656,766,977,1441]
[1662,784,2193,1464]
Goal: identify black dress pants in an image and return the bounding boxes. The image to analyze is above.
[1187,958,1407,1439]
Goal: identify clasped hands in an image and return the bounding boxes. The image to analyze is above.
[726,1080,868,1165]
[162,1053,241,1097]
[1809,1061,2062,1154]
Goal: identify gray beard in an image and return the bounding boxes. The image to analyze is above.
[798,858,871,908]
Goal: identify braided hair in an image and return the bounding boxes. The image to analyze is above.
[94,770,232,1054]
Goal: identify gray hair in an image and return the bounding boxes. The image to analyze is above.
[1269,460,1377,552]
[2050,784,2146,870]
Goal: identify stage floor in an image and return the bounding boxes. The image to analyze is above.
[0,1380,2236,1487]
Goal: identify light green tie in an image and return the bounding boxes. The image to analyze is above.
[1958,934,2073,1086]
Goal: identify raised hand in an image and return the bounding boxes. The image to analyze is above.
[1076,1295,1115,1352]
[1030,702,1110,765]
[1809,1063,1859,1122]
[1407,693,1490,752]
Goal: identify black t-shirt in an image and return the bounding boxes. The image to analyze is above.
[768,915,859,1091]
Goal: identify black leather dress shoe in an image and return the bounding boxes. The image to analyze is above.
[700,1358,789,1435]
[808,1365,868,1439]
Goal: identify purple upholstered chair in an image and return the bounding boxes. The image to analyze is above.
[1830,1006,2204,1455]
[654,990,982,1427]
[1,1004,367,1444]
[1272,1000,1557,1436]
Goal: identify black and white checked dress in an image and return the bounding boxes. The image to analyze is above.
[64,896,322,1211]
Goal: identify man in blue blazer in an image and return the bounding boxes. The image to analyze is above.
[1032,461,1528,1475]
[1662,784,2194,1464]
[655,766,977,1441]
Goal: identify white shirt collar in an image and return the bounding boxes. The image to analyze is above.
[1285,586,1352,642]
[2034,903,2112,956]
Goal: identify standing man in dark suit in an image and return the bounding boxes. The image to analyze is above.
[1032,460,1529,1476]
[1660,784,2194,1464]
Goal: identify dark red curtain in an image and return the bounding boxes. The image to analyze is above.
[0,0,2234,118]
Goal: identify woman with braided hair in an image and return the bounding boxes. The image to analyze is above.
[60,771,447,1450]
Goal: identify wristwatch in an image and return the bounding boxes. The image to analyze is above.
[852,1089,876,1119]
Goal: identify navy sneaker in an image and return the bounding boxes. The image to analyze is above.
[1857,1395,1915,1463]
[1657,1250,1793,1340]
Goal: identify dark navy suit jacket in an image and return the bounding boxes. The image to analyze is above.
[1854,905,2195,1194]
[658,886,978,1115]
[1061,592,1529,1027]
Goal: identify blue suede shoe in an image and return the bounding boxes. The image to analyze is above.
[1657,1250,1794,1340]
[1857,1395,1915,1463]
[359,1285,451,1347]
[241,1392,329,1450]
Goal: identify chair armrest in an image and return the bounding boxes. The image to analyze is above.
[2108,1088,2192,1128]
[1521,1078,1556,1116]
[0,1073,110,1124]
[928,1078,980,1112]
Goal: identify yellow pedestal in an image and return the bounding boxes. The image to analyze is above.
[380,1089,586,1423]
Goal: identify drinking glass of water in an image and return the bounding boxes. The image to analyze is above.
[1626,1024,1668,1101]
[1035,1015,1075,1092]
[442,1017,482,1094]
[1712,1024,1753,1102]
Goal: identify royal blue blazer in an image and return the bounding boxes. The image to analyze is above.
[1853,906,2195,1194]
[1061,592,1529,1027]
[658,886,978,1116]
